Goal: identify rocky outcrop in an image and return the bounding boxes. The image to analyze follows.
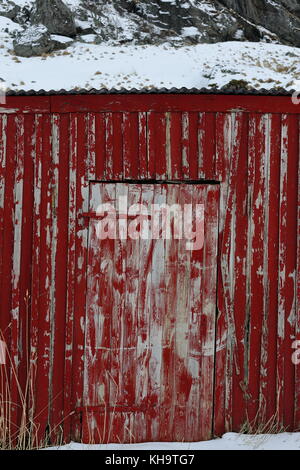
[76,0,263,44]
[3,0,300,55]
[0,0,20,21]
[31,0,76,37]
[73,0,296,44]
[13,24,73,57]
[220,0,300,46]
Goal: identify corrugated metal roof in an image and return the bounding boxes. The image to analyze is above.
[5,86,295,96]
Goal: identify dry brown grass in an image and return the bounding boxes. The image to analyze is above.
[0,329,68,450]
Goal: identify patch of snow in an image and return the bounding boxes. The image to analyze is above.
[0,41,299,92]
[65,0,82,9]
[197,1,219,15]
[44,432,300,451]
[10,0,32,6]
[234,29,244,40]
[75,19,93,30]
[0,16,22,36]
[50,34,73,44]
[79,34,97,44]
[182,27,199,37]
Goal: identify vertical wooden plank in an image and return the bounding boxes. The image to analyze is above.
[87,113,96,182]
[181,113,199,180]
[95,113,106,180]
[188,113,199,180]
[32,114,52,441]
[10,114,25,433]
[215,114,232,257]
[147,113,167,180]
[198,113,216,180]
[18,114,35,414]
[138,112,148,180]
[169,112,182,180]
[214,112,231,436]
[0,114,7,416]
[295,115,300,430]
[246,113,266,425]
[184,186,203,441]
[159,184,178,441]
[22,114,37,434]
[147,184,165,440]
[105,112,114,180]
[198,113,206,180]
[173,184,192,441]
[165,112,172,180]
[112,113,123,179]
[46,113,59,440]
[49,114,69,441]
[261,114,281,424]
[72,113,89,440]
[219,112,242,432]
[277,114,289,428]
[0,115,7,331]
[231,113,249,431]
[155,114,167,180]
[147,112,156,179]
[198,185,219,440]
[123,113,139,180]
[72,111,97,441]
[282,114,298,429]
[82,115,98,442]
[63,113,78,441]
[258,114,272,426]
[122,184,141,442]
[135,184,153,442]
[104,112,123,180]
[108,183,128,443]
[0,115,16,441]
[30,114,46,443]
[182,113,190,179]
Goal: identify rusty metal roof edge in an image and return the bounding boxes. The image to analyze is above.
[5,86,295,96]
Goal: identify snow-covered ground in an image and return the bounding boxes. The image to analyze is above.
[0,15,299,92]
[45,433,300,451]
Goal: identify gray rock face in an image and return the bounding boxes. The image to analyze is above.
[3,0,300,53]
[13,24,53,57]
[78,0,248,44]
[13,24,72,57]
[75,0,278,45]
[0,0,21,21]
[220,0,300,46]
[31,0,76,37]
[275,0,300,13]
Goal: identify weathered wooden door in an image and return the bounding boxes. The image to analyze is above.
[82,182,219,443]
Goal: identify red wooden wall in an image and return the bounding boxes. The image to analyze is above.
[0,94,299,443]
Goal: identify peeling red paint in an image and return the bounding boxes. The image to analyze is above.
[0,95,298,444]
